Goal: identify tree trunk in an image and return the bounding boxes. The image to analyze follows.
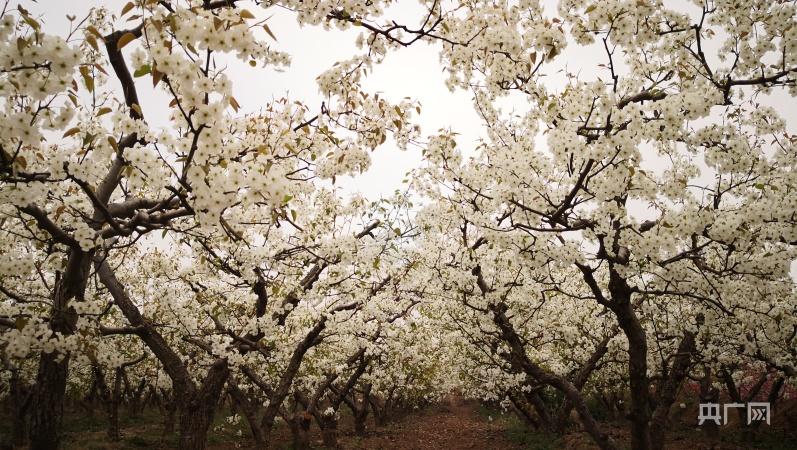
[354,409,368,436]
[527,390,556,431]
[29,351,70,450]
[598,391,616,421]
[508,392,540,429]
[368,394,387,426]
[290,414,312,450]
[29,251,91,450]
[320,415,338,448]
[698,366,719,439]
[608,281,651,450]
[162,397,177,437]
[177,361,229,450]
[343,388,370,436]
[10,369,31,446]
[228,383,267,448]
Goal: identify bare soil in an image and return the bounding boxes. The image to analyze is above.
[331,396,522,450]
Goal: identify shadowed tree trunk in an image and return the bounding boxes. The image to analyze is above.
[319,415,338,448]
[342,384,371,436]
[289,412,312,450]
[507,390,541,430]
[698,366,720,439]
[525,390,555,432]
[10,368,32,447]
[576,261,703,450]
[177,360,229,449]
[93,366,121,441]
[228,383,267,449]
[29,250,91,450]
[605,272,651,450]
[649,326,698,450]
[161,389,178,438]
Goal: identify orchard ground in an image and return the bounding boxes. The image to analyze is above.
[3,395,795,450]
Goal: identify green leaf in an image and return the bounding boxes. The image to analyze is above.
[15,317,28,331]
[133,64,151,77]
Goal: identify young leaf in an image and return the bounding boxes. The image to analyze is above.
[116,32,137,50]
[63,127,81,138]
[121,1,135,16]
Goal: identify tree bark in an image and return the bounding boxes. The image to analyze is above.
[29,251,91,450]
[162,392,178,438]
[96,259,230,450]
[508,391,540,429]
[95,366,122,441]
[289,414,312,450]
[698,366,719,439]
[177,360,229,450]
[606,272,651,450]
[526,390,555,432]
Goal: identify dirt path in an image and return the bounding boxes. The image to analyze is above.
[339,396,522,450]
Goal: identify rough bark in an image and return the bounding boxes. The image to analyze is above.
[606,270,651,450]
[178,360,230,450]
[508,391,541,429]
[555,333,613,432]
[342,385,371,436]
[289,413,312,450]
[29,250,91,450]
[320,415,339,448]
[526,390,555,432]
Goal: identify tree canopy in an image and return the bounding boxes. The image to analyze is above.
[1,1,796,449]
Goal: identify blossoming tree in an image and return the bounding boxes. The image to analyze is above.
[1,0,796,449]
[413,1,797,449]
